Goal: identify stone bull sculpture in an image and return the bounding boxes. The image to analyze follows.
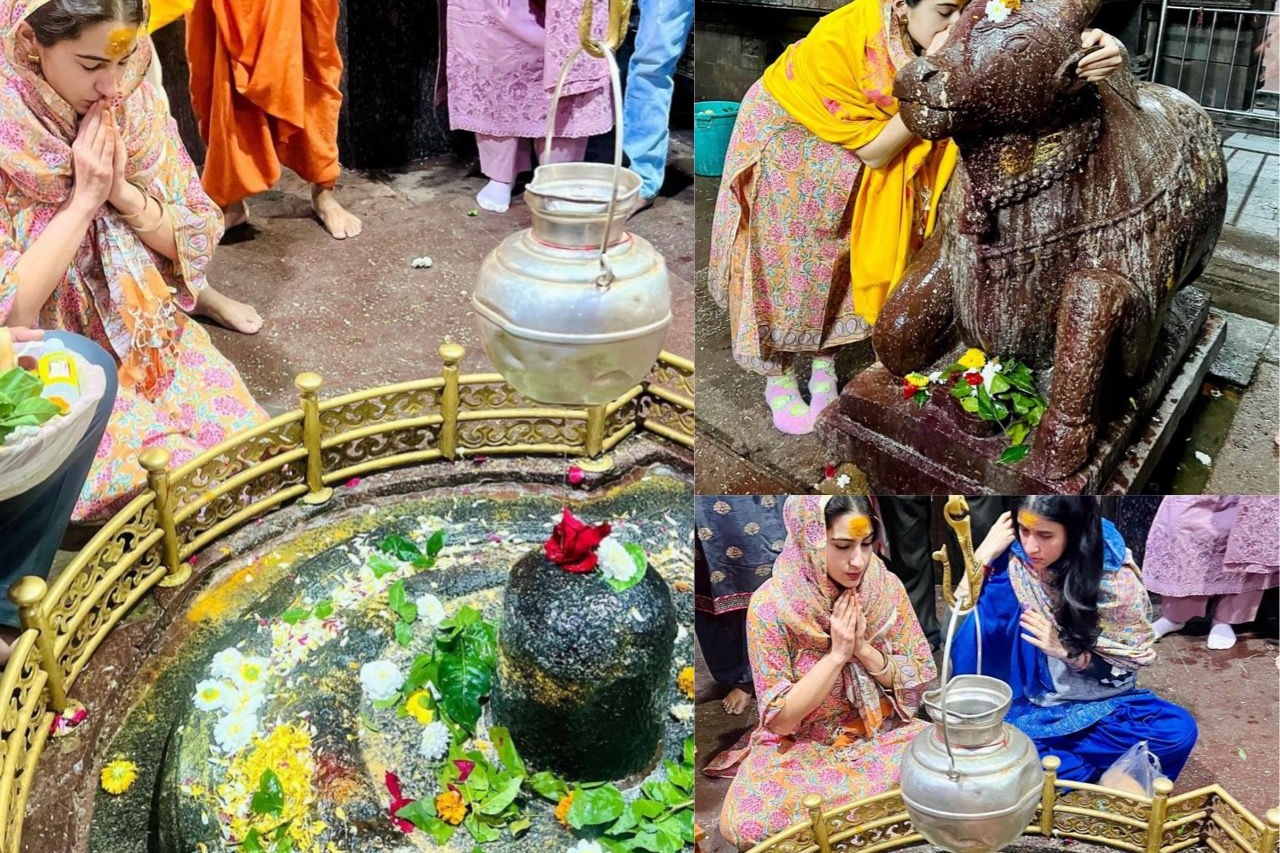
[873,0,1227,479]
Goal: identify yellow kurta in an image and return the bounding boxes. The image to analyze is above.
[761,0,957,323]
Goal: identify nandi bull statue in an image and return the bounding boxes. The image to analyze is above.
[872,0,1227,480]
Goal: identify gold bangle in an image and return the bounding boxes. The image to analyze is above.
[865,650,893,678]
[127,195,167,234]
[117,184,151,221]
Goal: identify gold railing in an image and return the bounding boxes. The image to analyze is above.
[0,343,694,852]
[745,756,1280,853]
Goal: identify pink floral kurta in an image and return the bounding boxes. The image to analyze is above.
[0,3,266,520]
[705,497,936,850]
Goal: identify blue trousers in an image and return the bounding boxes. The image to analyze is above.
[1033,693,1198,784]
[0,332,117,627]
[622,0,694,199]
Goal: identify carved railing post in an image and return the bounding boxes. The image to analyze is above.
[295,372,333,505]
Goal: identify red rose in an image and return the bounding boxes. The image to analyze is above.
[385,771,415,833]
[965,372,983,386]
[544,507,612,573]
[567,465,585,485]
[901,381,918,400]
[823,464,836,478]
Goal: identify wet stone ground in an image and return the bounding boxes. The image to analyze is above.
[85,472,694,853]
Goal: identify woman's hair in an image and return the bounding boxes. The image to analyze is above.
[26,0,144,46]
[823,496,881,542]
[1015,496,1104,657]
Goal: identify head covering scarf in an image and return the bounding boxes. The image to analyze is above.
[761,0,959,324]
[0,0,210,398]
[1006,518,1157,670]
[772,495,926,733]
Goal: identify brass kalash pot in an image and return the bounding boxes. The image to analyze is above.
[472,21,671,406]
[899,498,1043,853]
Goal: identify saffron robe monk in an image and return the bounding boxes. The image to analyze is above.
[186,0,361,249]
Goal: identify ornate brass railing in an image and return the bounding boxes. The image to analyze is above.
[746,757,1279,853]
[0,343,694,852]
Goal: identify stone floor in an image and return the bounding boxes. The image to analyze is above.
[694,124,1280,494]
[693,585,1280,853]
[200,133,695,415]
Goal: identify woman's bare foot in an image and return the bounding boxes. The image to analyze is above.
[312,185,362,239]
[722,685,752,715]
[193,286,263,335]
[223,199,250,230]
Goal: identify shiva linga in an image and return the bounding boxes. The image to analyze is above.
[472,0,672,406]
[899,496,1043,853]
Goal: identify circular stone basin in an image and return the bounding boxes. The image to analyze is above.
[84,470,694,853]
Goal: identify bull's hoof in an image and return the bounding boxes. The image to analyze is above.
[1031,411,1094,480]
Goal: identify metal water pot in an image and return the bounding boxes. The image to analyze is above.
[899,608,1043,853]
[472,45,671,405]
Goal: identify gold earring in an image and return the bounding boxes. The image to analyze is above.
[26,52,38,63]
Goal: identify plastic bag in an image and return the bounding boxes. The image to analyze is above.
[1099,740,1163,796]
[0,344,107,503]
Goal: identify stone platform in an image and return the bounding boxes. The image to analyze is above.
[817,289,1227,494]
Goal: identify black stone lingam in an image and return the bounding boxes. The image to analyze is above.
[492,551,677,782]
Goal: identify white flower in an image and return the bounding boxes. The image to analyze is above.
[928,370,942,383]
[193,679,229,712]
[669,703,694,724]
[986,0,1012,21]
[209,647,243,681]
[231,656,270,693]
[980,360,1002,392]
[213,710,258,754]
[360,660,405,702]
[415,594,447,629]
[598,537,639,583]
[419,720,451,761]
[568,841,604,853]
[222,686,266,715]
[836,473,851,488]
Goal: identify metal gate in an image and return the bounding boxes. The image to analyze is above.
[1151,0,1279,133]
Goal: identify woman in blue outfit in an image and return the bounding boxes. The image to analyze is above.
[950,496,1198,787]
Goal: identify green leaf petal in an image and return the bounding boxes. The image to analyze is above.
[682,736,694,766]
[280,607,311,625]
[313,600,333,619]
[526,771,568,802]
[367,553,400,579]
[11,396,59,422]
[378,533,423,562]
[241,829,265,853]
[250,769,285,816]
[490,726,525,775]
[463,811,502,843]
[438,650,493,732]
[567,783,625,827]
[0,368,40,402]
[989,373,1011,395]
[632,798,665,819]
[960,395,980,414]
[477,776,523,815]
[395,799,436,829]
[426,529,447,558]
[509,815,532,836]
[395,620,415,647]
[1007,422,1030,446]
[999,444,1031,465]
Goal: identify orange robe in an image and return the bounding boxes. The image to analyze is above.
[187,0,343,207]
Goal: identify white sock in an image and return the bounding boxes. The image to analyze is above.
[1206,621,1237,650]
[476,180,512,213]
[1152,616,1186,640]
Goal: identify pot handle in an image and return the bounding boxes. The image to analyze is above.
[543,37,628,291]
[938,591,983,780]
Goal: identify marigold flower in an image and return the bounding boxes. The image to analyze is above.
[405,691,434,725]
[435,789,466,825]
[677,666,695,700]
[100,759,138,795]
[555,790,575,826]
[904,372,930,388]
[958,348,987,370]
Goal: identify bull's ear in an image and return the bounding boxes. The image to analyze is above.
[1055,43,1103,92]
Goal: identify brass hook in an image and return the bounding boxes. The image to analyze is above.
[578,0,633,58]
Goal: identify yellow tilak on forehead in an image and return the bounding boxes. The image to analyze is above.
[836,515,873,541]
[104,26,138,60]
[1018,509,1040,529]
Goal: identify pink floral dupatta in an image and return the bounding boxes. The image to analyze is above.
[0,0,222,398]
[772,496,933,731]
